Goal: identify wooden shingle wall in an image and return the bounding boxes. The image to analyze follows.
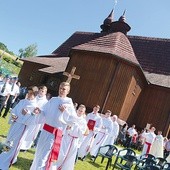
[129,85,170,137]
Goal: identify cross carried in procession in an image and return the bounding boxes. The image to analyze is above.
[63,66,80,83]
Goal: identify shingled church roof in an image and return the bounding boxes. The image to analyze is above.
[72,32,139,66]
[129,35,170,87]
[23,31,170,87]
[22,55,69,74]
[128,35,170,76]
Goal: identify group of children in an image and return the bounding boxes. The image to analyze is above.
[0,80,121,170]
[0,79,170,170]
[0,85,48,169]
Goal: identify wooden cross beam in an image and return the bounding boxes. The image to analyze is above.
[63,66,80,83]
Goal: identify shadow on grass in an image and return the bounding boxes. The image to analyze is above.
[85,157,105,168]
[0,134,7,138]
[11,156,33,170]
[25,149,36,155]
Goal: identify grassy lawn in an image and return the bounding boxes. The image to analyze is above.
[0,49,23,65]
[0,112,141,170]
[0,112,111,170]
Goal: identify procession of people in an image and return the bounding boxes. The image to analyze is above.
[0,73,170,170]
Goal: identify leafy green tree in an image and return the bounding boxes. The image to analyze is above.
[0,42,15,56]
[0,42,8,51]
[18,44,37,58]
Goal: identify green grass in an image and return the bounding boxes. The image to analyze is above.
[0,112,110,170]
[0,60,20,75]
[0,112,141,170]
[0,111,34,170]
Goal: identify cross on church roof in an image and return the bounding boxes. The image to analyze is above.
[63,66,80,83]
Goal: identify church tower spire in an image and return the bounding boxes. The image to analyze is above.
[100,9,114,33]
[118,10,126,22]
[100,10,131,35]
[109,10,131,35]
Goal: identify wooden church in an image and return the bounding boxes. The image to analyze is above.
[19,11,170,137]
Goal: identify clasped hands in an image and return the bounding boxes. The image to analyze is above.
[22,107,41,115]
[58,104,66,113]
[11,114,18,121]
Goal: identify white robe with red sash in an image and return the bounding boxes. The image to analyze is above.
[51,115,87,170]
[30,96,77,170]
[141,131,156,156]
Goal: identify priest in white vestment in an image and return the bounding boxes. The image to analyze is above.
[149,130,164,158]
[30,82,77,170]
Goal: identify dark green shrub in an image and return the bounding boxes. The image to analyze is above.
[3,56,12,63]
[12,60,22,68]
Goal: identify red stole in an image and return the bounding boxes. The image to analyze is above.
[43,123,62,170]
[145,141,152,154]
[96,131,105,145]
[87,119,96,131]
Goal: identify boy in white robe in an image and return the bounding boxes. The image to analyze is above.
[90,110,113,158]
[51,104,87,170]
[20,86,48,150]
[149,130,164,158]
[103,115,119,146]
[30,82,77,170]
[141,127,156,156]
[0,86,41,170]
[78,105,102,160]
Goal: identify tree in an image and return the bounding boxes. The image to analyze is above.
[0,42,8,51]
[0,42,15,56]
[18,44,37,58]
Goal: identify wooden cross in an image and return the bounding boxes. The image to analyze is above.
[63,66,80,83]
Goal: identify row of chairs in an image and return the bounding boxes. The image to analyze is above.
[93,144,170,170]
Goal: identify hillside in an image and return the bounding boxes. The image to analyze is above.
[0,49,22,75]
[0,49,23,64]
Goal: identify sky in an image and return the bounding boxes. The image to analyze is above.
[0,0,170,56]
